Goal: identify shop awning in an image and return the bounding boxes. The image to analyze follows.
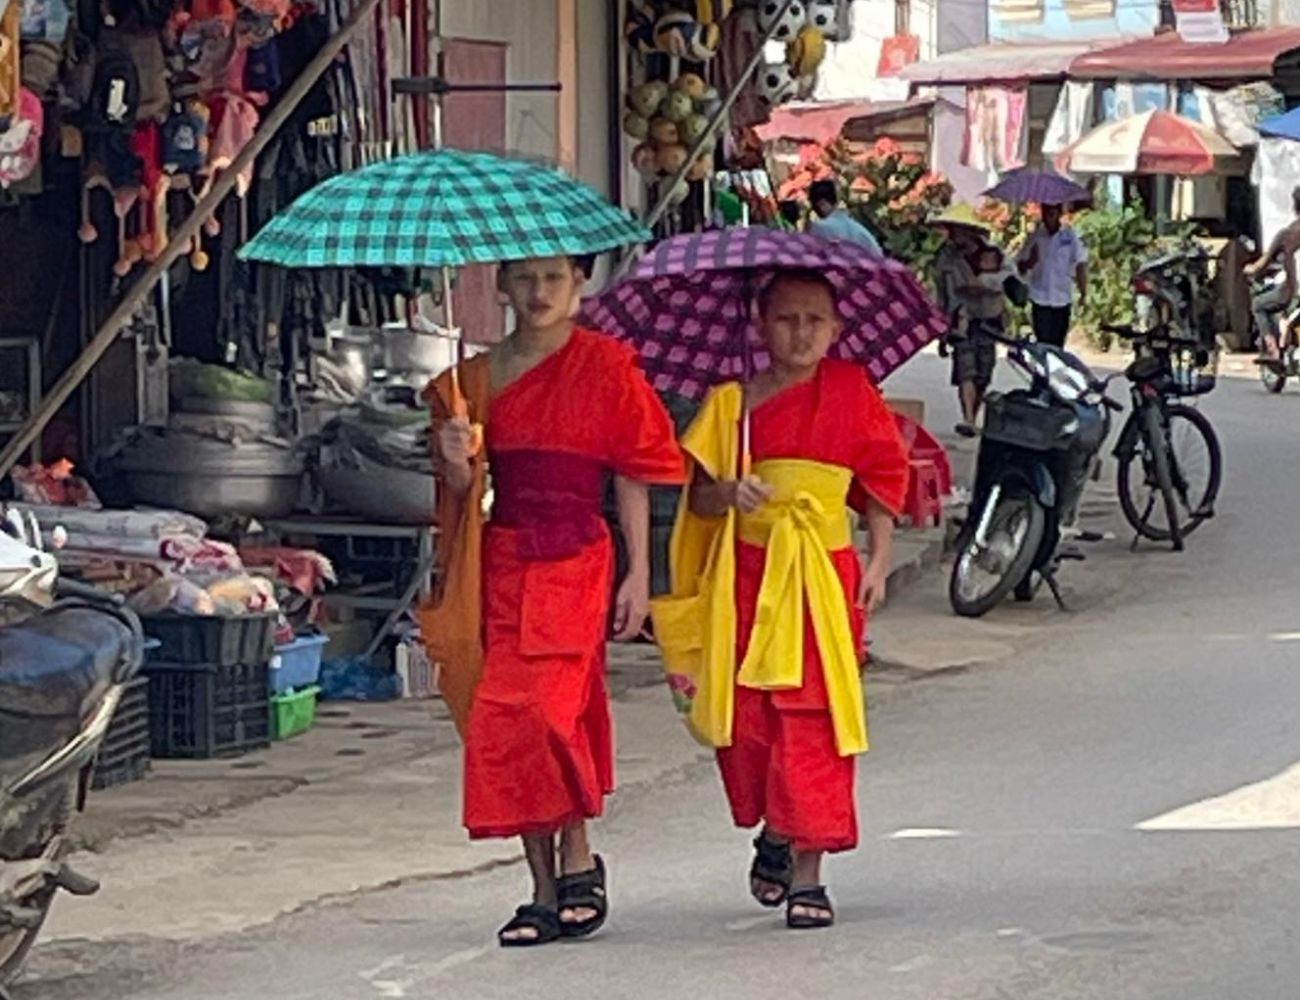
[897,41,1102,86]
[1070,27,1300,81]
[754,100,877,145]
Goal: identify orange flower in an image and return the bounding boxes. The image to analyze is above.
[873,137,901,157]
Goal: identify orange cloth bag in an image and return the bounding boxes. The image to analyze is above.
[420,357,490,738]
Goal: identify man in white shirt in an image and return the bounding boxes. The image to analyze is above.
[808,180,883,257]
[1017,204,1088,348]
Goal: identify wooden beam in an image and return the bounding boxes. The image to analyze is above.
[556,0,579,170]
[0,0,388,479]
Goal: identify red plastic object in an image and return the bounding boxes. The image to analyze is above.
[892,411,953,511]
[905,459,944,528]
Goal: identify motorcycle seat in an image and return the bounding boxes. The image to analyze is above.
[0,605,143,777]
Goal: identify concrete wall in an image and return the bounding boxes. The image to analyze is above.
[814,0,938,100]
[439,0,611,193]
[989,0,1159,42]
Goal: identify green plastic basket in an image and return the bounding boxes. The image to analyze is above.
[271,686,320,741]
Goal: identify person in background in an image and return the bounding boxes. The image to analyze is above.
[1245,185,1300,371]
[935,212,1011,437]
[777,199,804,232]
[808,179,882,257]
[431,254,685,948]
[1017,203,1088,349]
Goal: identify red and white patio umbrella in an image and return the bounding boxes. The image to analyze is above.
[1063,109,1240,176]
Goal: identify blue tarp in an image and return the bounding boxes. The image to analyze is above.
[1259,107,1300,142]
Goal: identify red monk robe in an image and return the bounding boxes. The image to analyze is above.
[714,359,908,854]
[450,328,684,840]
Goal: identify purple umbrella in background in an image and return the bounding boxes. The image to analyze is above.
[580,228,947,402]
[983,168,1090,206]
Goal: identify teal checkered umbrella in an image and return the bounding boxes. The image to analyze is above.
[238,149,649,268]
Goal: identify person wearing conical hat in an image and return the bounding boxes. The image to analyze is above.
[932,204,1012,437]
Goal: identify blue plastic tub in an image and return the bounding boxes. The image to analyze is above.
[269,634,329,695]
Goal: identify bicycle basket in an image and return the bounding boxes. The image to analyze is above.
[983,393,1077,450]
[1166,344,1218,396]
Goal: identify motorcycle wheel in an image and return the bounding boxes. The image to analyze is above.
[1259,357,1287,394]
[949,490,1046,618]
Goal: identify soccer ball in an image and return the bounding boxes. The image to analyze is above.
[805,0,840,38]
[759,62,799,107]
[758,0,805,43]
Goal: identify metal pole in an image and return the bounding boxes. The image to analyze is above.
[0,0,388,479]
[612,0,799,280]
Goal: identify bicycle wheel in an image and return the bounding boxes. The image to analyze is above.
[1164,403,1222,538]
[1117,403,1184,549]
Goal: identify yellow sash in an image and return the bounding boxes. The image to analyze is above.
[651,384,868,757]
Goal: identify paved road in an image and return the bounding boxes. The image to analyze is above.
[19,356,1300,1000]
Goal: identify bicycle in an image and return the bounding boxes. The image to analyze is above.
[1103,324,1223,552]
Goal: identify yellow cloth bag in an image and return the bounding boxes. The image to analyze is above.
[651,385,869,757]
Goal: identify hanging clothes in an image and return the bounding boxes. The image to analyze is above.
[1043,81,1095,157]
[1253,137,1300,248]
[963,86,1027,173]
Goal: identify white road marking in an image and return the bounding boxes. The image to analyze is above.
[1268,631,1300,642]
[1138,760,1300,831]
[358,947,488,995]
[888,954,935,973]
[886,828,961,840]
[724,915,775,931]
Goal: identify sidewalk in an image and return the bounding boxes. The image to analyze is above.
[47,523,951,946]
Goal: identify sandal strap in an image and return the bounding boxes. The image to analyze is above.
[557,854,608,908]
[750,834,794,884]
[500,903,560,936]
[788,885,831,907]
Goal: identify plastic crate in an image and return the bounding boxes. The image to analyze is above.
[91,677,152,790]
[146,660,271,759]
[272,686,320,741]
[269,634,329,695]
[142,612,277,667]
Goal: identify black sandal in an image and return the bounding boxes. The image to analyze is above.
[749,832,793,908]
[498,903,561,948]
[557,855,608,939]
[786,886,836,930]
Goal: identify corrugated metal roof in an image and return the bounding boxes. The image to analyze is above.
[897,41,1102,85]
[1070,26,1300,81]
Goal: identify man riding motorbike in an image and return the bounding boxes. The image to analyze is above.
[1245,185,1300,372]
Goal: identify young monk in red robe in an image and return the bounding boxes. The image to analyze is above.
[430,255,684,948]
[655,269,909,930]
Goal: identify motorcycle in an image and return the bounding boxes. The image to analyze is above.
[0,505,144,995]
[949,335,1119,618]
[1248,266,1300,394]
[1130,243,1215,346]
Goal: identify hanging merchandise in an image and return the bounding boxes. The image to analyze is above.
[0,0,18,126]
[756,0,805,42]
[19,0,70,44]
[0,83,40,188]
[717,2,765,130]
[625,72,719,186]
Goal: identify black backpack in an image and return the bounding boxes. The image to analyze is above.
[86,31,140,129]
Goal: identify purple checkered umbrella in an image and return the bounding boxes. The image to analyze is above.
[580,228,947,401]
[983,168,1090,206]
